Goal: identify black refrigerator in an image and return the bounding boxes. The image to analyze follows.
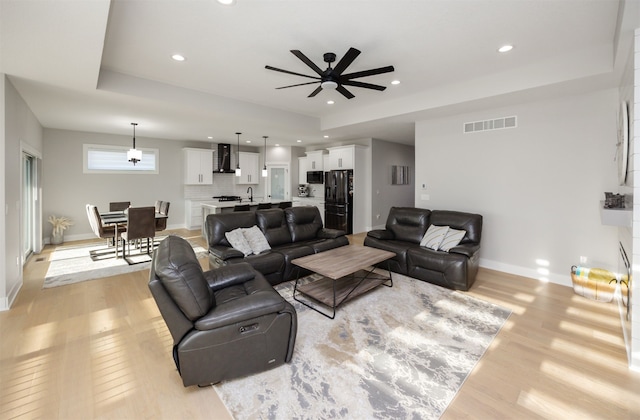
[324,169,353,234]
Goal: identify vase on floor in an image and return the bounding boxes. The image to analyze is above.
[51,232,64,245]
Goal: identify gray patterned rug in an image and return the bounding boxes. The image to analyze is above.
[43,236,207,288]
[214,271,511,419]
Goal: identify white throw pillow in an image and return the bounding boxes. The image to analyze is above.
[225,228,253,256]
[243,225,271,254]
[420,225,449,250]
[439,227,466,252]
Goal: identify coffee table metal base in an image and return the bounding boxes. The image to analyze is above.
[293,266,392,319]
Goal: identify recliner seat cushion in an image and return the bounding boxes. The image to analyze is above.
[153,235,213,321]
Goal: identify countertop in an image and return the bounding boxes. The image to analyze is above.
[200,200,285,209]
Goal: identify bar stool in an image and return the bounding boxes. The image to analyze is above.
[257,203,272,210]
[234,204,250,212]
[278,201,292,209]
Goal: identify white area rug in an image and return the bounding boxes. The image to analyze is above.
[43,236,207,288]
[214,272,511,419]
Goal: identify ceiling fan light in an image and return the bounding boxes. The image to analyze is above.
[321,81,338,90]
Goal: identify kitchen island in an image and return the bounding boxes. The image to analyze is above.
[200,200,290,237]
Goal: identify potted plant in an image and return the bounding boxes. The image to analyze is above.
[48,215,73,245]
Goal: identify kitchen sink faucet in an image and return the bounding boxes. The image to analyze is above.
[247,187,253,202]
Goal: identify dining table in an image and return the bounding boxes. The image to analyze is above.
[100,210,168,258]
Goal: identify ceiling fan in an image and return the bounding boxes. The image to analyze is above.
[265,47,394,99]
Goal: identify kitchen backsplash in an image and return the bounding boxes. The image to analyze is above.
[184,175,264,199]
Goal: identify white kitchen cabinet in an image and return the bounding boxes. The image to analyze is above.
[298,157,308,184]
[236,152,260,184]
[326,146,354,170]
[183,148,213,184]
[185,200,205,230]
[306,150,325,171]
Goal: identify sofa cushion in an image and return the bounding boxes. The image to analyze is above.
[206,212,257,247]
[153,235,213,321]
[386,207,431,243]
[243,225,271,254]
[225,228,253,256]
[256,209,292,247]
[420,224,449,250]
[439,227,466,252]
[430,210,482,245]
[285,206,323,242]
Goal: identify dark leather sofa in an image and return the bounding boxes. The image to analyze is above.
[364,207,483,291]
[148,235,297,387]
[205,206,349,285]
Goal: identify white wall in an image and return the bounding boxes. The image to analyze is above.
[2,76,44,310]
[371,139,415,229]
[415,88,619,286]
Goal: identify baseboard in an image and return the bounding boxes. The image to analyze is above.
[0,279,23,311]
[479,258,572,288]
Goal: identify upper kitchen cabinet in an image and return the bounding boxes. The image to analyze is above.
[306,150,325,171]
[326,145,356,170]
[236,152,260,184]
[183,148,213,184]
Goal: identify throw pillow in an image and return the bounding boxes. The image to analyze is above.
[439,227,466,252]
[225,228,253,256]
[420,225,449,250]
[243,225,271,254]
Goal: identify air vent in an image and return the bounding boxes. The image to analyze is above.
[463,116,517,133]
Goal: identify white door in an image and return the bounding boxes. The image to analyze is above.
[266,164,290,201]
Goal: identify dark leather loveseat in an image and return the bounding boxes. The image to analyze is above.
[205,206,349,285]
[364,207,482,291]
[149,235,297,387]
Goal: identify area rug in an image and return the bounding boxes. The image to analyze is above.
[214,272,511,419]
[43,236,207,288]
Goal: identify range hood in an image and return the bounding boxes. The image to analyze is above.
[216,143,235,173]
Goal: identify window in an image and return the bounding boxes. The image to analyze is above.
[83,144,159,174]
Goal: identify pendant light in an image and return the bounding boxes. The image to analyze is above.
[262,136,268,177]
[235,132,242,177]
[127,122,142,165]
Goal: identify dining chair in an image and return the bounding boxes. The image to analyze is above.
[155,200,163,213]
[234,204,250,212]
[155,201,170,232]
[257,203,272,210]
[110,201,131,211]
[278,201,292,209]
[121,206,156,263]
[86,204,126,251]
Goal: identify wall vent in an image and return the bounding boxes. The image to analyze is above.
[463,116,517,133]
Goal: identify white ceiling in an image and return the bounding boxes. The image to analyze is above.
[0,0,629,147]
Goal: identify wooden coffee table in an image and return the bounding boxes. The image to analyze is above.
[291,245,395,319]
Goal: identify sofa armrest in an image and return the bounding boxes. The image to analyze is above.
[367,229,394,240]
[318,228,346,239]
[448,243,480,258]
[194,291,286,331]
[204,262,257,291]
[209,245,244,261]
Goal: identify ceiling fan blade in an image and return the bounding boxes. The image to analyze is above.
[341,80,387,91]
[308,86,323,97]
[332,47,361,75]
[291,50,324,76]
[336,85,355,99]
[265,65,320,80]
[341,65,395,80]
[276,81,321,89]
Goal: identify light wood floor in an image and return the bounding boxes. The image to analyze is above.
[1,230,639,419]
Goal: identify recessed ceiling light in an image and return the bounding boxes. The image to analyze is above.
[275,143,280,147]
[497,45,513,53]
[217,0,235,4]
[323,135,329,138]
[245,140,251,143]
[297,139,302,143]
[207,136,213,139]
[171,54,186,61]
[327,100,335,105]
[391,80,400,85]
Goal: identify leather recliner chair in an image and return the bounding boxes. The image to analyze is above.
[148,235,297,387]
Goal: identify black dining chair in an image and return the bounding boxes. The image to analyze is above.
[278,201,292,209]
[110,201,131,211]
[121,206,156,263]
[257,203,272,210]
[155,201,170,232]
[234,204,251,212]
